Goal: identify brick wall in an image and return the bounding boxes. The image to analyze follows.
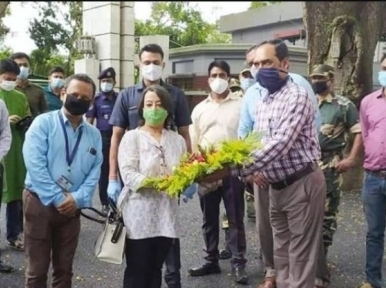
[193,76,210,91]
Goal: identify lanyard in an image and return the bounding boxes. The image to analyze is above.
[58,111,83,173]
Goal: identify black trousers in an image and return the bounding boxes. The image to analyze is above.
[199,176,247,268]
[124,237,173,288]
[99,136,110,206]
[164,239,181,287]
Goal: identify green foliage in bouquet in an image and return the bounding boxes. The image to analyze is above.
[139,132,263,198]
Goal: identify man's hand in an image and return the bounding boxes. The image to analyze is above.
[198,166,230,184]
[57,193,77,217]
[253,172,269,188]
[336,158,355,173]
[9,115,21,124]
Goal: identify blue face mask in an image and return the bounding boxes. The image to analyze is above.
[18,67,29,80]
[256,67,288,94]
[378,71,386,87]
[240,78,256,91]
[51,78,65,89]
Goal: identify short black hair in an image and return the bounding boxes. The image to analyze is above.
[207,60,231,77]
[256,39,289,61]
[139,44,164,60]
[138,84,175,129]
[381,53,386,63]
[48,66,65,76]
[63,74,96,97]
[10,52,30,63]
[0,59,21,75]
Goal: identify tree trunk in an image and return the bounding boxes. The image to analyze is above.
[303,2,386,191]
[0,2,9,18]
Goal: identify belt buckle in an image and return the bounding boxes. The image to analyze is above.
[282,179,288,188]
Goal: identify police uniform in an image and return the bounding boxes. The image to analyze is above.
[85,67,118,208]
[311,65,361,252]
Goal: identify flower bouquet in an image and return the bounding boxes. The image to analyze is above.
[139,132,263,198]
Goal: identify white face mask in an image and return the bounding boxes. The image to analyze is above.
[101,82,113,93]
[18,66,30,80]
[1,80,16,91]
[141,64,163,81]
[250,66,258,79]
[210,78,229,94]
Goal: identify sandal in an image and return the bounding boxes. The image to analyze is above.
[7,238,24,251]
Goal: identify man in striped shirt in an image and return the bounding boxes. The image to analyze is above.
[202,39,326,288]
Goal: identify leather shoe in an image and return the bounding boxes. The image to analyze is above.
[188,262,221,277]
[233,267,248,285]
[258,277,276,288]
[0,260,14,273]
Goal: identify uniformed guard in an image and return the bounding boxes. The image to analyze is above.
[238,68,256,92]
[310,64,363,288]
[86,67,118,213]
[229,78,244,97]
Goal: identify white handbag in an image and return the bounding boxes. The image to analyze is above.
[94,210,126,265]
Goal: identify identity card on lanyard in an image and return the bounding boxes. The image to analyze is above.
[55,111,83,191]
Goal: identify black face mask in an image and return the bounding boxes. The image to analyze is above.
[312,81,329,94]
[64,94,91,116]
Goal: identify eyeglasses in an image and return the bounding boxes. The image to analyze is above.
[155,145,168,176]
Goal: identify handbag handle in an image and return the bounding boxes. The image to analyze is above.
[80,207,107,225]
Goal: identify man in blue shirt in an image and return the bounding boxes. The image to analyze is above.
[22,73,103,287]
[86,67,118,214]
[44,66,66,112]
[238,41,322,288]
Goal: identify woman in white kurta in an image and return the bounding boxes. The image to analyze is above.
[117,84,186,288]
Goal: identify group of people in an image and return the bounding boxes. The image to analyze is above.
[0,53,66,271]
[0,39,385,288]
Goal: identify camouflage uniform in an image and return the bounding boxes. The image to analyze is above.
[317,92,361,251]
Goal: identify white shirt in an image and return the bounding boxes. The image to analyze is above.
[190,92,241,152]
[117,128,186,240]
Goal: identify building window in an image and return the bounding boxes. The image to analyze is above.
[168,77,194,90]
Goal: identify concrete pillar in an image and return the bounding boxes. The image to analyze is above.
[139,35,170,79]
[120,2,135,89]
[74,58,100,88]
[77,1,135,91]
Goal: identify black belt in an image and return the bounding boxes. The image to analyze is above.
[271,163,317,190]
[365,169,386,180]
[321,150,342,158]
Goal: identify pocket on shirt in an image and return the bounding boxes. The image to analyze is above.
[81,153,96,175]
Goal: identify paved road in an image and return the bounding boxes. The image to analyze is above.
[0,190,382,288]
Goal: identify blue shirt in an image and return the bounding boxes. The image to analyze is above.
[238,73,322,138]
[23,109,103,208]
[44,86,63,112]
[109,81,192,130]
[86,91,118,133]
